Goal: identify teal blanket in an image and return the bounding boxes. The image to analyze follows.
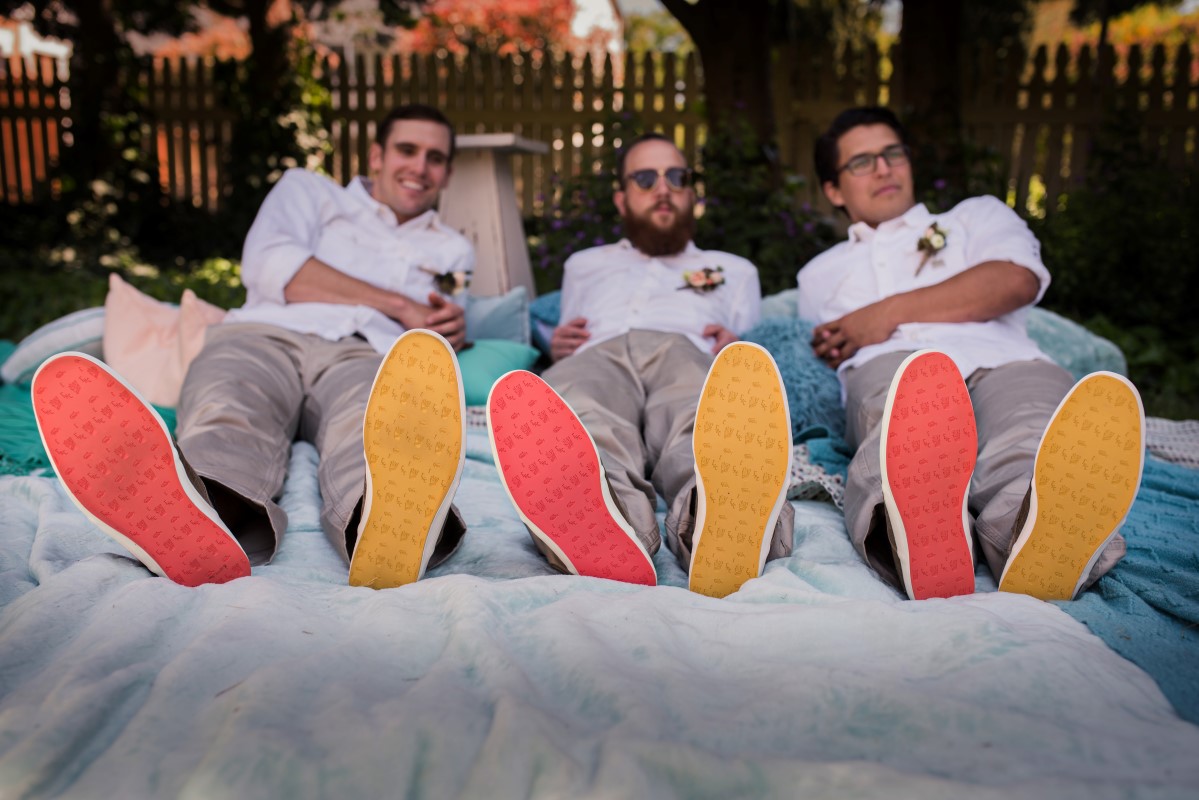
[1061,458,1199,723]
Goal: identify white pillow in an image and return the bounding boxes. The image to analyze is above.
[1,306,106,385]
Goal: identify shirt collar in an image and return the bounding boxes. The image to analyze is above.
[349,176,442,231]
[847,202,932,244]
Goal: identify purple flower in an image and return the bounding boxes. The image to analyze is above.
[593,237,604,245]
[551,219,564,230]
[934,179,947,191]
[803,221,815,234]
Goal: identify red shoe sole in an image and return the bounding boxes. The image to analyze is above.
[487,370,656,585]
[880,351,976,600]
[32,353,249,586]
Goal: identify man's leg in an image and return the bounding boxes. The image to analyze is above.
[175,323,305,564]
[842,351,915,590]
[306,330,467,588]
[542,336,661,555]
[964,360,1078,580]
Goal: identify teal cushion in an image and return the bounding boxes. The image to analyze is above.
[465,287,530,345]
[458,339,540,406]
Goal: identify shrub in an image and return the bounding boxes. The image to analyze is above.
[1031,113,1199,419]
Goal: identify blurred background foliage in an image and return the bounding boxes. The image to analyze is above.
[0,0,1196,418]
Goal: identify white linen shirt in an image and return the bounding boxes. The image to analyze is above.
[225,168,474,355]
[796,196,1053,380]
[560,239,762,355]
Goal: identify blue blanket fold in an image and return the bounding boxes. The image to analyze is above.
[1061,457,1199,723]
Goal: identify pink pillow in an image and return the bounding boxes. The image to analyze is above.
[102,273,227,407]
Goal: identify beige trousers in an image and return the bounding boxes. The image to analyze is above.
[176,323,465,565]
[541,331,794,571]
[842,352,1125,590]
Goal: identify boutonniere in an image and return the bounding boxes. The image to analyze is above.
[915,222,948,276]
[678,266,725,294]
[419,266,469,297]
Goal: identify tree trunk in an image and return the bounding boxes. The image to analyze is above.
[896,0,965,188]
[660,0,777,162]
[64,0,124,191]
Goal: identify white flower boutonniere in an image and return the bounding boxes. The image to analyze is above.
[678,266,725,294]
[419,266,470,297]
[916,222,948,276]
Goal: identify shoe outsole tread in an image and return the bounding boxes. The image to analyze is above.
[689,342,792,599]
[32,353,250,587]
[880,351,977,600]
[998,372,1144,601]
[349,331,465,589]
[487,370,656,586]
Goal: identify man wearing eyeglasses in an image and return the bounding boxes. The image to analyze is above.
[487,132,794,598]
[796,106,1144,604]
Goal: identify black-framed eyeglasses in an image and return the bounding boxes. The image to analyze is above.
[838,144,910,177]
[624,167,693,191]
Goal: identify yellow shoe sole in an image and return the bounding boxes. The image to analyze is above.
[349,330,465,589]
[689,342,792,598]
[998,372,1144,601]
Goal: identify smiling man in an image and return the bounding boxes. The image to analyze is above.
[487,133,794,598]
[33,104,475,590]
[796,106,1145,603]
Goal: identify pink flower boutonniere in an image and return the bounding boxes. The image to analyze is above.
[419,266,470,297]
[915,222,948,276]
[678,266,725,294]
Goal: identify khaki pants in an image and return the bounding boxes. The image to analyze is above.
[176,323,465,565]
[541,332,794,571]
[842,352,1125,589]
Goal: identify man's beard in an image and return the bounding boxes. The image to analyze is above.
[622,203,696,257]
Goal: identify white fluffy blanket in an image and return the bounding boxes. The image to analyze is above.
[1,431,1197,799]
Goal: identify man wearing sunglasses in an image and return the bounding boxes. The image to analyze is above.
[795,106,1144,604]
[488,132,794,598]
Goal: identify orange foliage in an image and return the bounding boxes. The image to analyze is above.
[1057,6,1199,81]
[397,0,580,56]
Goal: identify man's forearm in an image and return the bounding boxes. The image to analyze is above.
[884,260,1041,327]
[284,257,420,325]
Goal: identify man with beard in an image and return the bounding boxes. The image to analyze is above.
[486,133,795,598]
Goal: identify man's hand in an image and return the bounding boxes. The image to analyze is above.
[811,298,898,369]
[423,293,466,351]
[551,317,590,361]
[703,324,738,354]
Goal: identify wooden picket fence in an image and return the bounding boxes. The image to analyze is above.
[1,41,1196,216]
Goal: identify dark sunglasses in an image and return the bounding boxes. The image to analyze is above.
[838,144,910,176]
[624,167,694,191]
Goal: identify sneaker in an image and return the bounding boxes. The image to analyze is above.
[998,372,1145,601]
[688,342,793,598]
[486,370,656,585]
[879,350,977,600]
[349,330,466,589]
[31,352,250,586]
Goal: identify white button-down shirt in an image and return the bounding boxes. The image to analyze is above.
[796,197,1052,380]
[225,168,474,354]
[560,239,762,355]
